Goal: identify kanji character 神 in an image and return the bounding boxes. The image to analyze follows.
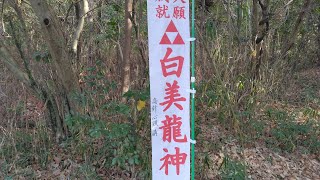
[160,48,184,77]
[160,147,187,175]
[156,5,170,18]
[159,114,187,143]
[173,6,186,19]
[160,80,186,111]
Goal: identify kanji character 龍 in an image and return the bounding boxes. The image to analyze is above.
[159,114,187,143]
[160,147,187,175]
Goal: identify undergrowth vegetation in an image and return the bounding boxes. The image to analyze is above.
[1,67,318,179]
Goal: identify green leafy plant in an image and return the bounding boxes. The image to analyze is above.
[106,123,140,168]
[219,156,247,180]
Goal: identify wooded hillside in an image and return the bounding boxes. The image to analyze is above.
[0,0,319,179]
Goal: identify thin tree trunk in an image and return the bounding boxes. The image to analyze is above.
[237,0,241,44]
[317,8,320,66]
[252,0,259,44]
[250,0,259,80]
[254,0,269,79]
[121,0,133,98]
[71,0,88,54]
[132,0,147,87]
[0,0,5,35]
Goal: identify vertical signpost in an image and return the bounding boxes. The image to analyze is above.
[147,0,192,179]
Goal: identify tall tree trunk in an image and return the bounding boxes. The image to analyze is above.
[250,0,259,81]
[250,0,270,80]
[29,0,79,94]
[251,0,259,44]
[28,0,80,140]
[132,0,147,87]
[316,5,320,66]
[318,12,320,66]
[255,0,269,79]
[121,0,133,98]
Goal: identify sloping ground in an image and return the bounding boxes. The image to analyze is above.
[0,68,319,179]
[198,125,320,179]
[285,67,320,106]
[2,130,319,180]
[197,67,320,179]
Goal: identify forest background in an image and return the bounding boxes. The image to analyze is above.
[0,0,319,179]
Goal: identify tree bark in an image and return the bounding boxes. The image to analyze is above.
[132,0,147,87]
[317,12,320,66]
[250,0,270,80]
[250,0,259,81]
[121,0,133,98]
[251,0,259,44]
[29,0,79,94]
[0,0,5,35]
[26,0,81,140]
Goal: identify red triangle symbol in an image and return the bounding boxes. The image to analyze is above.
[160,33,171,44]
[166,20,178,32]
[160,21,185,45]
[173,33,185,44]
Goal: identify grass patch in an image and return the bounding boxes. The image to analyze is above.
[219,155,247,180]
[0,123,51,178]
[265,108,320,153]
